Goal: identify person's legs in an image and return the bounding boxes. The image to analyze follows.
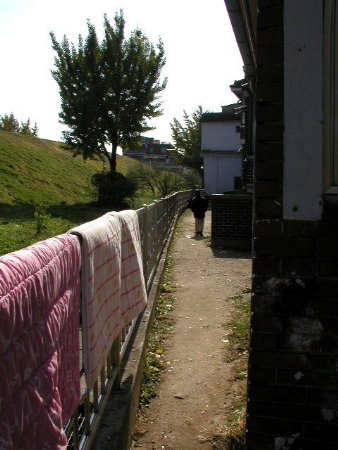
[195,217,199,234]
[199,218,204,235]
[196,218,204,235]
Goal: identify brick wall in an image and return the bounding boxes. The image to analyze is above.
[248,1,338,448]
[243,157,254,190]
[211,194,252,249]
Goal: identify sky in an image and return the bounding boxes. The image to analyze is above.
[0,0,243,144]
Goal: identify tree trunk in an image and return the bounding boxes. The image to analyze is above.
[109,144,117,173]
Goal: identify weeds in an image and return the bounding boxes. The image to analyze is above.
[210,287,251,449]
[139,284,175,406]
[138,227,179,408]
[34,202,51,234]
[226,288,251,362]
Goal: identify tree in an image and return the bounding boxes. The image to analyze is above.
[128,163,187,198]
[0,113,38,136]
[155,169,187,197]
[170,106,204,175]
[127,163,158,196]
[50,10,167,174]
[0,113,20,133]
[20,118,38,136]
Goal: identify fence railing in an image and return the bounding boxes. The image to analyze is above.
[65,190,191,449]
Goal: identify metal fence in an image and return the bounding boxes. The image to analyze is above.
[65,190,191,449]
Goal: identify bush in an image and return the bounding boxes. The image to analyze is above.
[182,168,202,190]
[127,163,158,196]
[156,170,187,197]
[91,172,137,207]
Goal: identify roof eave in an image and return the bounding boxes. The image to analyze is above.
[224,0,257,77]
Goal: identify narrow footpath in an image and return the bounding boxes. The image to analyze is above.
[133,211,252,449]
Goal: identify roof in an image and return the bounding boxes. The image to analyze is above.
[201,149,242,156]
[200,104,239,122]
[125,141,173,155]
[224,0,257,77]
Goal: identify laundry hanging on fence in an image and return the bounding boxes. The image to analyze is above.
[70,210,147,390]
[0,234,81,450]
[112,210,147,325]
[70,213,122,389]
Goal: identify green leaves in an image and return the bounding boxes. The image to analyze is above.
[0,113,38,136]
[170,106,204,174]
[127,164,187,198]
[50,10,166,173]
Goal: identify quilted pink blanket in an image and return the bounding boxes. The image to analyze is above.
[0,234,81,449]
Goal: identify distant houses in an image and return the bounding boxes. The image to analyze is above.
[123,137,178,169]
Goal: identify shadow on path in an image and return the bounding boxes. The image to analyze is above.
[211,246,251,259]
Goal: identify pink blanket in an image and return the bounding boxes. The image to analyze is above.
[0,234,81,449]
[70,210,147,389]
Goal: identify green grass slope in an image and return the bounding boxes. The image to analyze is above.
[0,131,135,205]
[0,131,143,254]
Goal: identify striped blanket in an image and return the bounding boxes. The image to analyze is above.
[70,210,147,389]
[113,210,147,324]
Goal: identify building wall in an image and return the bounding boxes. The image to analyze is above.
[211,194,252,248]
[248,1,338,448]
[283,0,323,219]
[204,154,242,194]
[201,121,241,151]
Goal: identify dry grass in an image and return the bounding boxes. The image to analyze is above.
[199,288,250,449]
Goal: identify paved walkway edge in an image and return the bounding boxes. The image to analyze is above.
[92,213,182,450]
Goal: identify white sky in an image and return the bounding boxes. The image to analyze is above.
[0,0,243,144]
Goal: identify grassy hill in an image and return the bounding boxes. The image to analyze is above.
[0,131,148,254]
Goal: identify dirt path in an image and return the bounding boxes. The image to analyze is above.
[133,211,252,449]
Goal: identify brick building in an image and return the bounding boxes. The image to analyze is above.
[225,0,338,448]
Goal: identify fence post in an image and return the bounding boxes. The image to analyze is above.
[142,205,148,287]
[112,333,122,389]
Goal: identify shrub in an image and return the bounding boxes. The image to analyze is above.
[182,168,202,190]
[155,170,187,197]
[127,163,158,196]
[91,171,137,207]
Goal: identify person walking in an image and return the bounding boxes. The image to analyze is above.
[188,190,208,236]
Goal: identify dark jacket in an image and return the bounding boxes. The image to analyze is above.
[188,195,208,218]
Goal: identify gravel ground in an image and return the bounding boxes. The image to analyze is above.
[133,211,252,449]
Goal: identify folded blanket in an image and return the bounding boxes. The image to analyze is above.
[70,214,122,389]
[0,234,81,449]
[70,211,147,390]
[112,210,147,325]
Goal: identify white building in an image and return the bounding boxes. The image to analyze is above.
[200,104,242,194]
